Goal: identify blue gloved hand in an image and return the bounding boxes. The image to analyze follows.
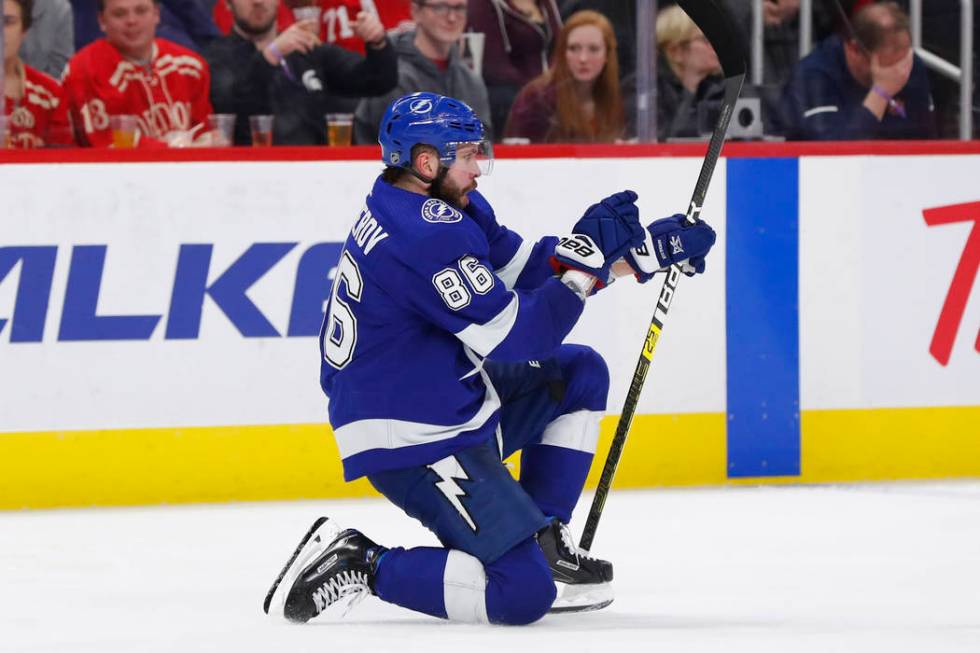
[624,214,717,281]
[552,190,645,285]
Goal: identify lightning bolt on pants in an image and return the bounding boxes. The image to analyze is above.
[365,344,610,624]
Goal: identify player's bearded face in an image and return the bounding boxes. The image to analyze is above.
[431,160,478,208]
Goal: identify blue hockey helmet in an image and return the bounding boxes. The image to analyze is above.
[379,92,493,175]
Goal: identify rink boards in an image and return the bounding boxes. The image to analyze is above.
[1,146,978,508]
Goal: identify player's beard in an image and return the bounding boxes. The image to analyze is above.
[429,167,476,208]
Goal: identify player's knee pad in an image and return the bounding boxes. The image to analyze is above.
[484,538,556,625]
[558,344,610,414]
[442,549,490,623]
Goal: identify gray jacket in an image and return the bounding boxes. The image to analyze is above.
[354,30,492,145]
[19,0,74,79]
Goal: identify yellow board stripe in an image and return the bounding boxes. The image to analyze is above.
[1,406,977,510]
[801,406,980,482]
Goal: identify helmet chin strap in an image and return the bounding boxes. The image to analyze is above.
[409,163,448,186]
[408,167,436,185]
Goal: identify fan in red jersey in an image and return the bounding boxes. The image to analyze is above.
[315,0,413,53]
[2,0,72,148]
[61,0,215,147]
[213,0,412,55]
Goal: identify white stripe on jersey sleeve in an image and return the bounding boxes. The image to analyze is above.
[332,373,502,459]
[494,239,535,290]
[453,293,519,357]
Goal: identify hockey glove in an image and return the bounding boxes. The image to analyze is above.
[551,190,645,289]
[625,214,717,282]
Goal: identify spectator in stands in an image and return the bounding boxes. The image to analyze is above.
[212,0,412,55]
[72,0,218,53]
[622,4,723,141]
[467,0,562,141]
[558,0,632,79]
[503,9,622,143]
[206,0,398,145]
[3,0,72,146]
[781,1,936,140]
[722,0,835,88]
[316,0,413,53]
[18,0,74,78]
[61,0,215,147]
[354,0,491,144]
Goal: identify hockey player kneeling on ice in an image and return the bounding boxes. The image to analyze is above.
[263,91,717,625]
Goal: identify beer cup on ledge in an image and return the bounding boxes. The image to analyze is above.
[110,115,138,149]
[325,113,353,146]
[208,113,236,147]
[0,116,11,149]
[249,115,274,147]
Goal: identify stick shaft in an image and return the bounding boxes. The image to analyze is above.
[578,73,744,552]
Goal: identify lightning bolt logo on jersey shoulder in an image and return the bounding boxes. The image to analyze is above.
[428,455,478,532]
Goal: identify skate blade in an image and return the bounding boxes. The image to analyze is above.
[263,517,341,619]
[548,581,614,614]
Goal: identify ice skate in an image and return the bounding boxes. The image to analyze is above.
[264,518,386,623]
[263,517,340,619]
[537,519,615,613]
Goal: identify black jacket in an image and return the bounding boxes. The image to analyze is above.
[781,35,936,141]
[623,65,726,141]
[206,33,399,145]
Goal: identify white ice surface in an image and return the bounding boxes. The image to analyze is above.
[2,483,980,653]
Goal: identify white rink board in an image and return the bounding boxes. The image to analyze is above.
[0,157,725,433]
[1,153,978,436]
[799,156,980,409]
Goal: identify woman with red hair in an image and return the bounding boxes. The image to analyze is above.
[503,9,623,143]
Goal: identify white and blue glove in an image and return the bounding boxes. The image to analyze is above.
[625,214,717,282]
[551,190,646,294]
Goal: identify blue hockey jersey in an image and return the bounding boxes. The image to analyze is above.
[319,177,585,480]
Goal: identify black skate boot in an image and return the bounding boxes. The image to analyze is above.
[263,518,386,623]
[536,519,615,613]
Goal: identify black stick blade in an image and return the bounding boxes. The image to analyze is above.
[676,0,748,78]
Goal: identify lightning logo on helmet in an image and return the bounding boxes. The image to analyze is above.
[409,99,433,113]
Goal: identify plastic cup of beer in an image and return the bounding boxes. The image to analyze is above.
[0,115,10,149]
[110,115,138,149]
[249,115,274,147]
[325,113,354,146]
[293,5,321,34]
[208,113,236,147]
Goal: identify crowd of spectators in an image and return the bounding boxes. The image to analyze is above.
[1,0,976,149]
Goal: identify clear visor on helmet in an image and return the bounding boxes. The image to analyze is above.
[442,140,494,176]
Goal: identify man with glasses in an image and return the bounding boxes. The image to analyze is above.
[353,0,492,144]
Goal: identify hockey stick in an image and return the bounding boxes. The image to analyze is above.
[579,0,746,553]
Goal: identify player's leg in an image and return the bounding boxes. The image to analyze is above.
[366,442,556,623]
[488,344,609,525]
[264,442,557,624]
[487,344,614,610]
[514,344,609,524]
